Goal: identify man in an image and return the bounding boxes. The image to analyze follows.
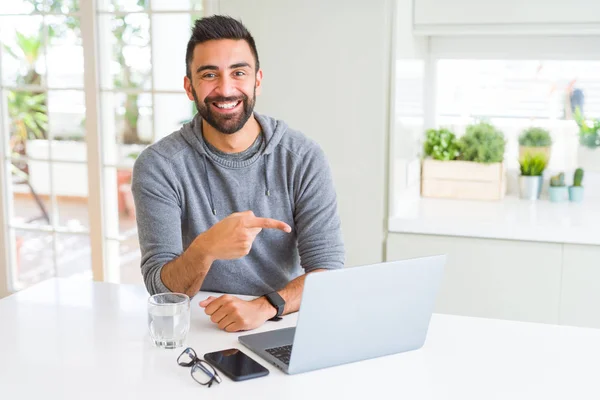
[132,15,344,333]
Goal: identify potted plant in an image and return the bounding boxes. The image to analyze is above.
[569,168,584,203]
[421,122,507,201]
[423,128,460,161]
[518,127,552,161]
[458,122,506,164]
[519,152,548,200]
[548,172,568,203]
[574,108,600,149]
[573,108,600,171]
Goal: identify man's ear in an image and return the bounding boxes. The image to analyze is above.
[184,76,194,101]
[255,69,263,95]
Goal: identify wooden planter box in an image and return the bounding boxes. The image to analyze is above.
[421,159,506,201]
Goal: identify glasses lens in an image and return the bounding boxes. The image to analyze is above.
[191,361,215,385]
[177,348,197,366]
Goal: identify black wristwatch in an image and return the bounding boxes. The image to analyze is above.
[264,291,285,321]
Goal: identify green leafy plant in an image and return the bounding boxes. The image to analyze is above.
[423,128,460,161]
[518,127,552,147]
[573,168,584,187]
[519,153,548,176]
[7,91,48,140]
[5,0,80,143]
[458,122,506,164]
[6,91,48,176]
[574,108,600,149]
[4,28,47,148]
[3,31,43,87]
[550,172,565,187]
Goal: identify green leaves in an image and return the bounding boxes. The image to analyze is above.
[7,91,48,140]
[573,168,584,187]
[518,127,552,147]
[459,122,506,164]
[519,152,548,176]
[423,123,506,164]
[574,107,600,149]
[423,128,460,161]
[3,30,43,69]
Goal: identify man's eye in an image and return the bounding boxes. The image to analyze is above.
[203,73,216,79]
[234,71,245,76]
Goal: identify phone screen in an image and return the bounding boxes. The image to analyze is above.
[204,348,269,380]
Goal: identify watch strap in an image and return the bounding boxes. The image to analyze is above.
[264,291,285,321]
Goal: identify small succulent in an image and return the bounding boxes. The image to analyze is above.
[423,128,460,161]
[550,173,565,187]
[518,127,552,147]
[519,153,548,176]
[573,168,584,187]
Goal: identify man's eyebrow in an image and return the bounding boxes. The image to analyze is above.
[196,65,218,74]
[195,62,251,75]
[230,62,251,69]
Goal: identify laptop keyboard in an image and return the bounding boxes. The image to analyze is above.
[265,345,293,365]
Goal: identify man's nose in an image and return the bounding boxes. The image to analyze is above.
[214,75,237,98]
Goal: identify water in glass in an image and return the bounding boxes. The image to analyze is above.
[147,293,190,349]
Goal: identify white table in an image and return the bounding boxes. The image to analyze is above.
[1,278,600,399]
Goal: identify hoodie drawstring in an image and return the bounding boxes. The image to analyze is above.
[263,154,270,196]
[202,156,217,215]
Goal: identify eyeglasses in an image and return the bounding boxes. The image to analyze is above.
[177,347,222,387]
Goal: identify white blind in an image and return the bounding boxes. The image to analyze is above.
[437,60,600,120]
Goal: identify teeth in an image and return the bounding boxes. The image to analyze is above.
[215,101,238,109]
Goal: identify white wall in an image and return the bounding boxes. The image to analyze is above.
[413,0,600,35]
[218,0,394,267]
[391,0,427,214]
[414,0,600,26]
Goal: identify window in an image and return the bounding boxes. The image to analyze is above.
[1,0,89,290]
[0,0,203,293]
[436,59,600,170]
[391,37,600,216]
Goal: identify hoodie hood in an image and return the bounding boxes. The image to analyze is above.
[180,111,289,159]
[179,112,288,215]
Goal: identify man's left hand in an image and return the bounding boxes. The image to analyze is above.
[200,295,277,332]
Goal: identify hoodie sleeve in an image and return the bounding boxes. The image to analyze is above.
[131,148,182,295]
[293,143,345,272]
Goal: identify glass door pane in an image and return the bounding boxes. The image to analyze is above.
[97,2,201,284]
[1,7,91,292]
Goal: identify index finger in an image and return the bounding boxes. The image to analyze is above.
[204,296,226,315]
[247,217,292,233]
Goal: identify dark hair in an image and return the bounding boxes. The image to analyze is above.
[185,15,260,78]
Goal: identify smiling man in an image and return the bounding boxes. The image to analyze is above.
[131,15,345,333]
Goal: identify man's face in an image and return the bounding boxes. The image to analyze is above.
[184,39,262,134]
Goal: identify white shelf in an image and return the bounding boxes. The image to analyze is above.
[388,195,600,246]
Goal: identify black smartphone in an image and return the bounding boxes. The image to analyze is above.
[204,348,269,382]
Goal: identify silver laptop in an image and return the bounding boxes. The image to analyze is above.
[238,255,446,375]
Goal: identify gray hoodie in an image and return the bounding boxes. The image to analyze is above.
[132,112,345,296]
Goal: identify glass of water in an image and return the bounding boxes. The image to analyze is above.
[148,293,191,349]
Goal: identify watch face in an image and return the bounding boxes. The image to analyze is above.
[267,292,285,315]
